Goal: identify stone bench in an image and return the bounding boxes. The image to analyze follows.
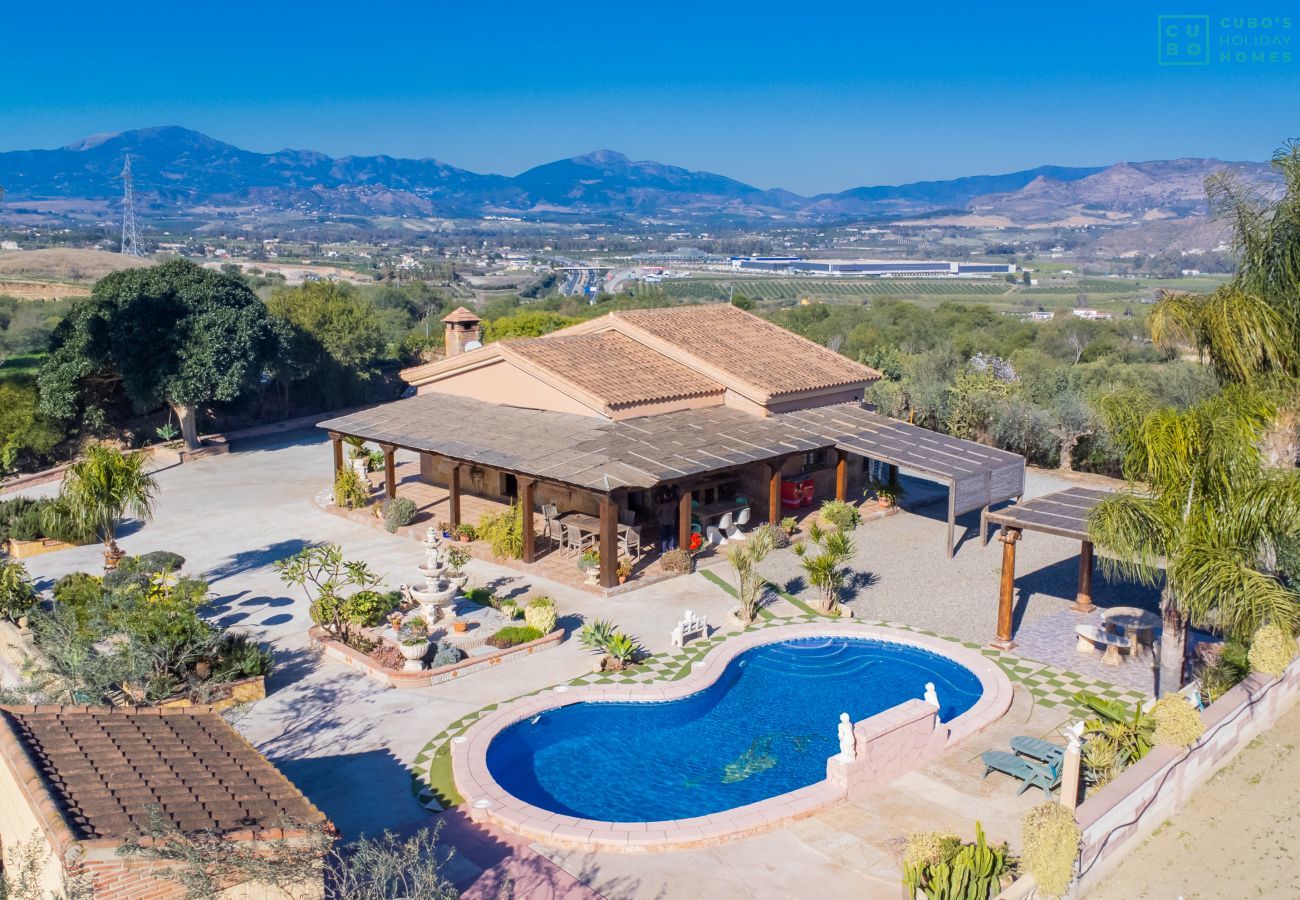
[1076,624,1131,666]
[670,610,708,648]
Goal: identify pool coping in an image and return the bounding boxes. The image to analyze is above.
[451,622,1014,852]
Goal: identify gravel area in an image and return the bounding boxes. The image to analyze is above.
[749,468,1160,646]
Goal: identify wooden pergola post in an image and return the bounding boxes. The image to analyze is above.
[768,463,782,524]
[835,449,848,502]
[449,463,462,528]
[599,493,619,589]
[1071,540,1096,613]
[379,443,397,500]
[521,478,537,564]
[678,486,693,552]
[992,526,1022,649]
[329,432,343,479]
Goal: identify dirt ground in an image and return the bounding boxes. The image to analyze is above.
[1089,697,1300,899]
[0,279,92,300]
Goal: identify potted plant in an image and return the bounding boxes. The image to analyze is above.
[445,546,471,589]
[436,520,453,539]
[868,474,905,509]
[396,626,431,672]
[386,611,404,632]
[616,556,634,585]
[454,523,476,543]
[577,549,600,584]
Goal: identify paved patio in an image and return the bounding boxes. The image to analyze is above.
[7,430,1151,898]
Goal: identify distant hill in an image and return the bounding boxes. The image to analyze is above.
[0,126,1277,226]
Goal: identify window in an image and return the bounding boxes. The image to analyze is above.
[801,449,827,473]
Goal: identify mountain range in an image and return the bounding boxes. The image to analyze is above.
[0,126,1276,227]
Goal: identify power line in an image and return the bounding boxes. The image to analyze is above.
[119,155,143,257]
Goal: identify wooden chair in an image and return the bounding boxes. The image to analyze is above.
[563,523,594,556]
[620,525,642,559]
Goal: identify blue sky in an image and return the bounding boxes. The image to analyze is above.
[2,1,1296,193]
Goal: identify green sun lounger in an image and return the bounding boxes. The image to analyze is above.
[980,750,1060,798]
[1010,735,1065,767]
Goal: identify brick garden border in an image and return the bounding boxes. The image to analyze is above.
[309,625,564,689]
[451,622,1013,852]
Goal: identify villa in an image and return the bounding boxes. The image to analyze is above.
[319,304,1026,589]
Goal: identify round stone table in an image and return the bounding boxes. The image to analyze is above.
[1103,607,1161,658]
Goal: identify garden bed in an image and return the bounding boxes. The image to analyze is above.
[5,536,92,559]
[155,674,266,711]
[309,624,564,689]
[150,436,230,466]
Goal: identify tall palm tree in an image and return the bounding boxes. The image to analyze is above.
[1149,142,1300,466]
[46,445,158,570]
[1088,385,1300,695]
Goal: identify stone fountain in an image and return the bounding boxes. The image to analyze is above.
[409,535,459,624]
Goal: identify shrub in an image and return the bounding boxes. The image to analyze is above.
[524,597,557,635]
[333,467,370,510]
[486,625,543,648]
[577,549,600,570]
[344,590,399,627]
[133,551,187,574]
[498,600,522,620]
[780,515,798,535]
[1151,695,1205,748]
[444,545,470,574]
[53,572,104,608]
[383,497,418,533]
[1195,637,1250,702]
[430,641,464,668]
[1020,802,1080,899]
[1248,623,1295,676]
[902,831,960,869]
[660,548,693,574]
[753,522,789,549]
[477,503,523,559]
[0,559,36,622]
[211,633,275,680]
[454,523,477,541]
[819,499,860,531]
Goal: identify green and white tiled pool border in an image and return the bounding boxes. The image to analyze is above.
[410,611,1147,812]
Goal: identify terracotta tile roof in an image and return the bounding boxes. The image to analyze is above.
[442,306,481,323]
[504,331,722,409]
[0,705,325,841]
[610,304,881,399]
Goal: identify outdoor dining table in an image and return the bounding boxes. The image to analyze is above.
[1103,607,1162,658]
[555,512,632,540]
[692,499,749,526]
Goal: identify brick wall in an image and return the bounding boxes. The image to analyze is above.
[826,699,950,797]
[1073,646,1300,894]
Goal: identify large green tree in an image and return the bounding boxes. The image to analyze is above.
[38,259,280,448]
[1088,385,1300,695]
[265,281,384,408]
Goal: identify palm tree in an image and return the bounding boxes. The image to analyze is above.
[727,527,775,624]
[1149,142,1300,465]
[46,445,158,570]
[1088,385,1300,695]
[795,522,855,614]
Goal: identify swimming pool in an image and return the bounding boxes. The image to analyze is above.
[484,636,983,822]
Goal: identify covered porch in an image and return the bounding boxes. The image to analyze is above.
[318,392,1027,593]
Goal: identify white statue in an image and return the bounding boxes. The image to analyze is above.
[837,712,855,760]
[923,682,940,709]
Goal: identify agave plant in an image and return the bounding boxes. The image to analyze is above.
[578,618,616,654]
[604,632,639,666]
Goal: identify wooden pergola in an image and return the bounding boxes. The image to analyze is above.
[318,391,1028,588]
[981,486,1112,649]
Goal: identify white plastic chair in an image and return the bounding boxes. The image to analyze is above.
[705,525,726,546]
[726,508,750,541]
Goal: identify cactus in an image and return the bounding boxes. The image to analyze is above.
[901,822,1011,899]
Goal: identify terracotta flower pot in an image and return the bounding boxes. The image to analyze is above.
[459,535,471,543]
[452,621,469,634]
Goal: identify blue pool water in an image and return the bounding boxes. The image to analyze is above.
[485,637,983,821]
